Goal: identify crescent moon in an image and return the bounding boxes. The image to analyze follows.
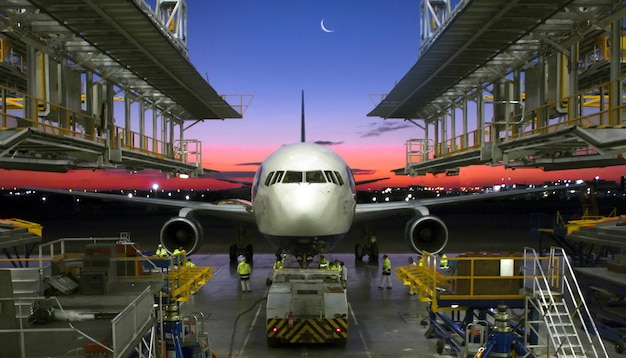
[320,19,334,33]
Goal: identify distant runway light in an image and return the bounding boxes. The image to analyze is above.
[179,173,189,179]
[127,193,133,198]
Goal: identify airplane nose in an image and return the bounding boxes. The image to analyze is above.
[275,187,332,231]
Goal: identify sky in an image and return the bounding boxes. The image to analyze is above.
[0,0,624,191]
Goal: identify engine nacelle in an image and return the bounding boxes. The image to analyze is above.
[404,215,448,254]
[160,217,204,255]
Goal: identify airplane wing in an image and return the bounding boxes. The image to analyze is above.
[353,184,579,224]
[25,187,257,225]
[354,177,390,186]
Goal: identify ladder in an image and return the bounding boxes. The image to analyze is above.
[523,247,608,357]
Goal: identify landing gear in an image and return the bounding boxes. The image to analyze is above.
[229,224,254,264]
[355,242,379,262]
[355,224,379,262]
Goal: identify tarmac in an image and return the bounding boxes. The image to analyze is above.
[181,252,447,358]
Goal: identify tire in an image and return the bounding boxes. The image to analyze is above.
[369,242,379,262]
[616,339,624,354]
[355,243,364,261]
[335,338,347,347]
[229,244,238,262]
[436,339,444,354]
[267,338,280,347]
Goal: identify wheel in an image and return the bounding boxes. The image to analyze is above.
[244,243,254,263]
[616,339,625,354]
[436,339,445,354]
[229,244,238,262]
[334,338,347,347]
[355,243,364,261]
[369,242,379,262]
[267,338,280,347]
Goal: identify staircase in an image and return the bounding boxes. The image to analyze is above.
[523,247,608,357]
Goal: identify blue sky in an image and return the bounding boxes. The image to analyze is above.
[186,0,420,149]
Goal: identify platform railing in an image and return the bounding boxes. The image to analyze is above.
[523,246,608,357]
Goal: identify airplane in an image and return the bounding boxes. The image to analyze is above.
[25,92,582,268]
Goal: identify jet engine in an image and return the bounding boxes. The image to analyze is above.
[160,217,204,254]
[404,215,448,254]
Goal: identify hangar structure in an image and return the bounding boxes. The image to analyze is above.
[369,0,626,177]
[0,0,249,177]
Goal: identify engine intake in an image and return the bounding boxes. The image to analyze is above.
[404,215,448,254]
[160,217,204,254]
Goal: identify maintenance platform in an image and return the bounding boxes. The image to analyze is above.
[0,0,250,177]
[369,0,626,176]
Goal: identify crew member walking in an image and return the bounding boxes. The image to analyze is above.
[408,257,417,295]
[237,258,252,292]
[378,254,392,289]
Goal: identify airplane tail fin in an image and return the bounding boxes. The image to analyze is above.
[301,90,305,143]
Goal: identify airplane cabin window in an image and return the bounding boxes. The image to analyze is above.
[264,172,275,186]
[305,170,326,183]
[334,171,344,186]
[283,171,303,183]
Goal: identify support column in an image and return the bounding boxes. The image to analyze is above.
[610,20,622,125]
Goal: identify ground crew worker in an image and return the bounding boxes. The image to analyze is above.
[339,261,347,288]
[439,253,449,269]
[417,254,424,267]
[273,258,284,271]
[408,257,417,295]
[378,254,392,289]
[185,258,196,268]
[172,246,185,255]
[319,255,330,269]
[156,244,168,257]
[237,258,252,292]
[330,259,340,270]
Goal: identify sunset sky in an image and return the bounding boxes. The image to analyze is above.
[1,0,624,191]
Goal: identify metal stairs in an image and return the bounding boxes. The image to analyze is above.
[523,247,608,357]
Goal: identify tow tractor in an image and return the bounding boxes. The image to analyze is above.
[265,268,348,347]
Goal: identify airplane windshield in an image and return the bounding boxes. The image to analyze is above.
[283,171,303,183]
[264,170,344,186]
[305,171,326,183]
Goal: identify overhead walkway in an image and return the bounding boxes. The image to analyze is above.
[369,0,626,176]
[0,1,248,177]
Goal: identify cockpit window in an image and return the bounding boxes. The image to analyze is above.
[305,171,326,183]
[271,171,284,185]
[283,171,303,183]
[265,170,342,186]
[334,171,344,186]
[264,171,275,186]
[324,170,338,185]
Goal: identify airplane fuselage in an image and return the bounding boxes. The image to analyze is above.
[251,142,357,256]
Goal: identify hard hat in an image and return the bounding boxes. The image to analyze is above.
[158,244,162,247]
[237,255,245,262]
